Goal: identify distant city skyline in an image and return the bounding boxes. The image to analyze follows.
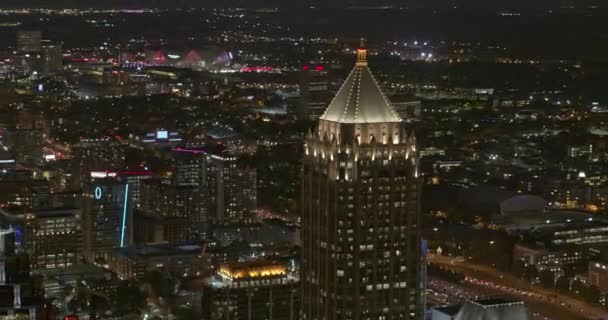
[0,0,605,9]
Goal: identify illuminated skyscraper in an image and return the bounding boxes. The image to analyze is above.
[83,178,132,263]
[41,45,63,75]
[299,64,333,120]
[301,41,423,320]
[24,208,81,270]
[172,148,206,187]
[204,147,257,223]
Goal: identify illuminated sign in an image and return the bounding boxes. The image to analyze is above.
[94,187,102,200]
[120,184,129,247]
[156,130,168,140]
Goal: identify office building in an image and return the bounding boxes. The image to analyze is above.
[41,45,62,75]
[0,179,50,209]
[90,169,154,208]
[139,180,204,242]
[0,208,81,270]
[23,208,81,270]
[202,260,299,320]
[6,129,43,167]
[298,65,333,120]
[0,229,40,320]
[515,242,588,278]
[172,148,206,187]
[17,31,42,53]
[83,178,132,263]
[301,42,422,319]
[105,243,206,280]
[205,147,257,223]
[71,137,128,189]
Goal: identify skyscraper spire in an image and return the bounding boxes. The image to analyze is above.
[320,39,401,124]
[302,40,422,320]
[356,37,367,66]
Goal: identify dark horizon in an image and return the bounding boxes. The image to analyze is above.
[0,0,605,10]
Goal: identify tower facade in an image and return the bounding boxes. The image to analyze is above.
[301,43,422,320]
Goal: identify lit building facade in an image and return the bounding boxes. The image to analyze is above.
[301,43,422,320]
[202,261,299,320]
[105,243,206,280]
[41,45,62,75]
[172,148,207,187]
[298,64,333,120]
[17,31,41,53]
[6,129,43,167]
[139,180,204,242]
[83,178,132,263]
[23,208,81,270]
[71,137,127,189]
[206,150,257,223]
[0,229,39,320]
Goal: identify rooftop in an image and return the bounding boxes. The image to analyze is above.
[319,41,401,124]
[217,260,287,280]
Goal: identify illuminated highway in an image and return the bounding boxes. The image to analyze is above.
[428,254,606,320]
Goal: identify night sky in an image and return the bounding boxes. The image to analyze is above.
[0,0,604,9]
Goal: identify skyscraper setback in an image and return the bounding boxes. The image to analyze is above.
[301,42,423,319]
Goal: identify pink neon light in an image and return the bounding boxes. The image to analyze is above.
[172,148,206,154]
[70,58,98,63]
[240,66,273,73]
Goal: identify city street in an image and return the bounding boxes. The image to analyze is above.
[429,254,608,320]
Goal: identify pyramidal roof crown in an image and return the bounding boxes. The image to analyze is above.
[320,40,401,124]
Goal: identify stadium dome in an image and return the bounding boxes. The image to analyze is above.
[500,195,546,215]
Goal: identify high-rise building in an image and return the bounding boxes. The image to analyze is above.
[41,45,62,75]
[17,31,42,53]
[6,129,43,167]
[172,148,207,187]
[298,65,333,120]
[0,179,50,209]
[138,180,204,242]
[0,229,40,320]
[301,42,423,320]
[71,137,128,189]
[202,260,299,320]
[90,169,154,208]
[83,178,132,263]
[205,147,257,223]
[23,208,82,270]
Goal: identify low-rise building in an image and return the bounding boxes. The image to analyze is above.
[105,243,207,280]
[202,260,299,320]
